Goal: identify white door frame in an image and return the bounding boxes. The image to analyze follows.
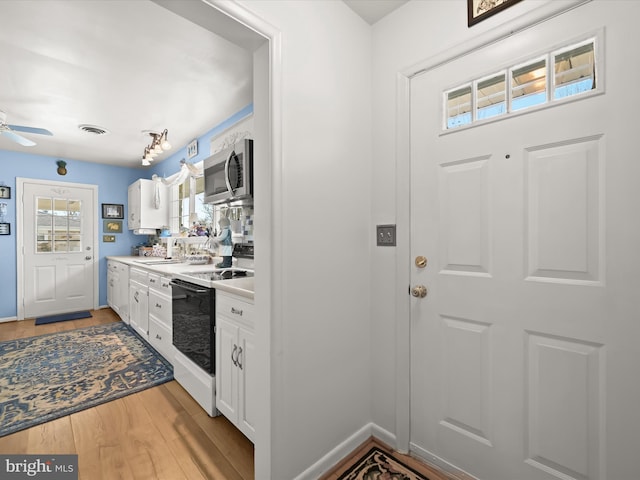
[16,177,99,320]
[180,2,282,478]
[394,0,592,456]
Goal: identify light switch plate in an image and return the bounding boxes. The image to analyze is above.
[376,224,396,246]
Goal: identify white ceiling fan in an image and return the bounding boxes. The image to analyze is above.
[0,110,53,147]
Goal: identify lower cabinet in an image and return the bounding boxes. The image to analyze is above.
[147,273,175,364]
[107,260,129,324]
[215,291,256,442]
[129,268,149,340]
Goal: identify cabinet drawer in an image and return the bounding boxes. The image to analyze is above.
[130,267,148,284]
[216,292,254,326]
[149,289,171,327]
[148,273,172,293]
[149,316,174,365]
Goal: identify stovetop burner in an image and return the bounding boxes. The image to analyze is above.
[192,269,254,281]
[172,268,254,288]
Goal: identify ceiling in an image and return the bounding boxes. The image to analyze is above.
[0,0,255,168]
[343,0,409,25]
[0,0,405,169]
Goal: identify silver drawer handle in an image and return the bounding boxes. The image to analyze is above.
[231,345,239,366]
[231,307,243,316]
[156,303,162,308]
[156,334,162,340]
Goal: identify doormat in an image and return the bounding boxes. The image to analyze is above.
[34,310,92,325]
[0,322,173,437]
[337,447,430,480]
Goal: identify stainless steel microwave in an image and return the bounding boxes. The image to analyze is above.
[204,139,253,205]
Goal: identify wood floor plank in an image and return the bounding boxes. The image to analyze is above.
[169,427,244,480]
[193,411,255,480]
[0,428,29,454]
[26,416,76,454]
[119,422,189,480]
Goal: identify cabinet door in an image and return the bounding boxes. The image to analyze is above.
[127,182,140,229]
[238,327,256,442]
[107,269,116,310]
[129,281,148,338]
[216,318,239,422]
[117,264,130,324]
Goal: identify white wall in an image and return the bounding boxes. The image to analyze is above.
[369,0,564,442]
[238,1,373,478]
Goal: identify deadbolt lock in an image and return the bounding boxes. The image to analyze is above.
[411,285,427,298]
[415,256,427,268]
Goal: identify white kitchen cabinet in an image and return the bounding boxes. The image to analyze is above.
[107,260,129,324]
[128,268,149,339]
[147,273,175,364]
[127,179,169,230]
[215,291,256,442]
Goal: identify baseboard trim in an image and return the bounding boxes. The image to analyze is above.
[293,423,396,480]
[0,316,18,324]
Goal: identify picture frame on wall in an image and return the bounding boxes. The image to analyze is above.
[103,235,116,242]
[0,186,10,199]
[102,203,124,219]
[103,220,123,234]
[0,223,10,235]
[467,0,523,27]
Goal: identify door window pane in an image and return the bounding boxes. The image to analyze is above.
[477,73,506,121]
[511,58,547,111]
[554,40,595,100]
[35,196,82,253]
[446,85,472,129]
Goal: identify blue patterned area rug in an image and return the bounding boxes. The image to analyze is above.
[0,322,173,437]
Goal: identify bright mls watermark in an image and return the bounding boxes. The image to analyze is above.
[0,455,77,480]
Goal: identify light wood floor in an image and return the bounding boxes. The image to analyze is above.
[0,309,254,480]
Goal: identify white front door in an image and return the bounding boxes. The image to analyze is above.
[20,179,97,318]
[410,3,640,480]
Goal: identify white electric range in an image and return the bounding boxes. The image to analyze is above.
[169,243,254,416]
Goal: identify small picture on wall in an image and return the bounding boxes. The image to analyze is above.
[103,235,116,243]
[0,186,10,199]
[0,223,10,235]
[102,203,124,219]
[103,220,123,233]
[467,0,522,27]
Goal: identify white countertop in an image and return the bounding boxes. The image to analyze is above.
[107,256,254,299]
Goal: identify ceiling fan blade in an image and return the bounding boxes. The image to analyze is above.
[2,130,36,146]
[7,124,53,136]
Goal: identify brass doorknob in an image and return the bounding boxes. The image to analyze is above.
[411,285,427,298]
[415,256,427,268]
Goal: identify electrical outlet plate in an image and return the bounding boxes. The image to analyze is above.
[376,224,396,246]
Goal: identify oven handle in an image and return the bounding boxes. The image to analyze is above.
[169,279,209,293]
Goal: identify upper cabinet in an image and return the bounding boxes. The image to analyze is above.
[128,179,168,230]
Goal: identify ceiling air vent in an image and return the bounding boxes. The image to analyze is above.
[78,124,110,135]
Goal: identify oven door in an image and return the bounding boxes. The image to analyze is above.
[170,279,215,373]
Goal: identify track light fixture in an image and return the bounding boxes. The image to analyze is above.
[141,129,172,166]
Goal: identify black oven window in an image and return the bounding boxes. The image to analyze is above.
[172,286,215,373]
